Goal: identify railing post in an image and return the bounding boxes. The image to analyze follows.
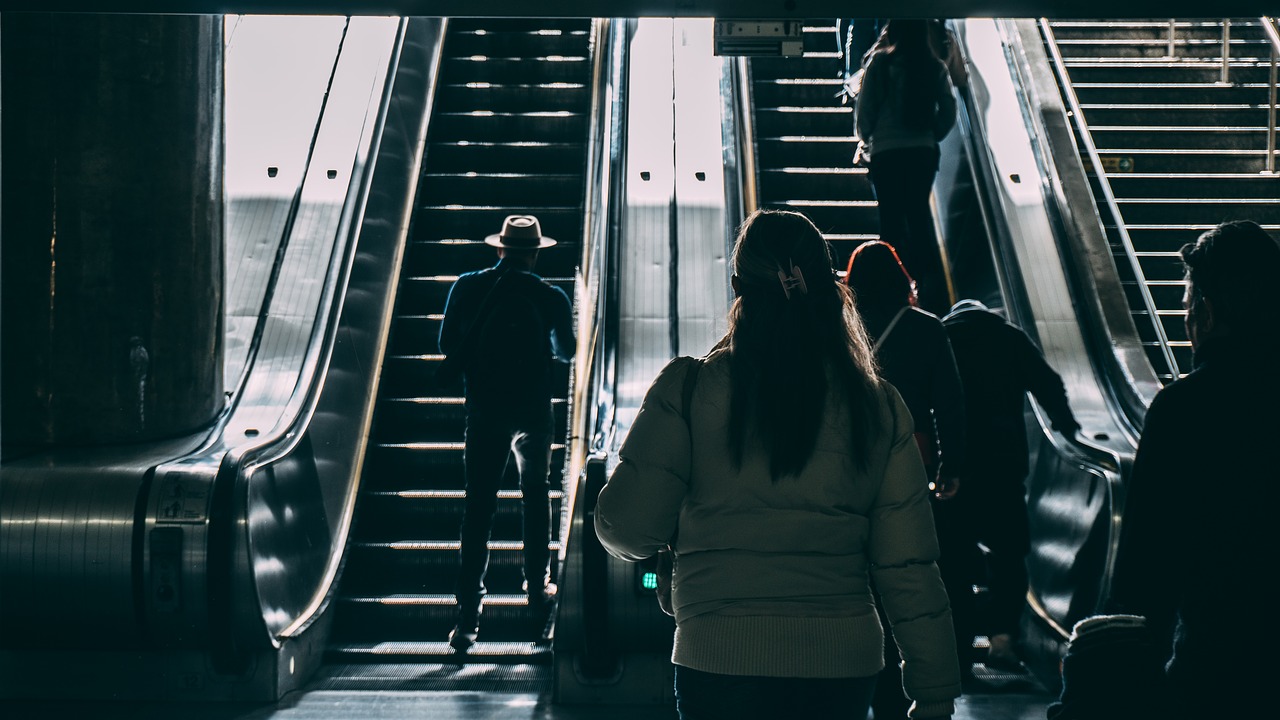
[1220,18,1232,84]
[1166,18,1177,58]
[1268,45,1277,173]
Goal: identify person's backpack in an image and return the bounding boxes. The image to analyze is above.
[469,274,551,384]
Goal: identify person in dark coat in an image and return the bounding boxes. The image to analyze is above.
[854,19,958,316]
[437,214,576,652]
[846,240,966,718]
[941,299,1079,669]
[1108,220,1280,718]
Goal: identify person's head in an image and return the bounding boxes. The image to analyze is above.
[485,214,555,269]
[727,209,880,479]
[1179,220,1280,350]
[844,240,919,312]
[870,19,944,130]
[874,18,931,57]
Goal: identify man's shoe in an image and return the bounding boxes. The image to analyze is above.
[522,580,558,606]
[984,633,1024,672]
[448,620,478,652]
[448,605,481,652]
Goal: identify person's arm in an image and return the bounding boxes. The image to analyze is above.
[1018,331,1081,437]
[870,387,962,714]
[1108,390,1182,641]
[932,62,958,141]
[548,284,576,361]
[438,277,472,356]
[594,357,694,561]
[854,54,884,141]
[944,28,969,90]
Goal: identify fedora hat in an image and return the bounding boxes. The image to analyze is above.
[484,214,556,249]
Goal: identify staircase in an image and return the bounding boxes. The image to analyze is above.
[1043,18,1280,382]
[328,17,594,663]
[748,21,878,270]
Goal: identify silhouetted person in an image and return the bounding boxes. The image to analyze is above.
[596,209,960,720]
[926,19,968,93]
[1109,220,1280,718]
[437,214,575,651]
[854,19,958,316]
[941,299,1079,671]
[845,240,965,719]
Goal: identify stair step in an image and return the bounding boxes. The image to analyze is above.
[328,641,550,662]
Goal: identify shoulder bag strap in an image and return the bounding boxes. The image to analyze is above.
[873,305,911,353]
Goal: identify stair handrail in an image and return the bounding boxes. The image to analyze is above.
[733,56,759,216]
[1262,17,1279,174]
[1039,19,1182,383]
[1221,18,1232,84]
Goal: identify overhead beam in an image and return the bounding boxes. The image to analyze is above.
[1,1,1276,18]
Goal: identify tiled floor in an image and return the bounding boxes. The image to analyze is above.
[1,662,1054,720]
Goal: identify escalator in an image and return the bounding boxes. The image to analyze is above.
[948,16,1280,691]
[328,17,598,663]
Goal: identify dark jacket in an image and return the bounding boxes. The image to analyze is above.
[941,302,1078,481]
[1109,334,1278,713]
[864,304,965,479]
[438,258,575,416]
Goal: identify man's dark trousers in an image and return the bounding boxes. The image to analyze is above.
[455,405,554,612]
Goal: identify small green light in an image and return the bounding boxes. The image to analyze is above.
[641,572,659,590]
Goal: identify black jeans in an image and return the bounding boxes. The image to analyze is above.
[454,407,554,612]
[868,145,949,316]
[675,665,876,720]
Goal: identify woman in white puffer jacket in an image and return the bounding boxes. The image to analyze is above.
[594,209,961,720]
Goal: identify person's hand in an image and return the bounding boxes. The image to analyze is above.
[655,549,674,616]
[932,475,960,500]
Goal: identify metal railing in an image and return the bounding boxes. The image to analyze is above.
[1263,16,1279,173]
[1164,18,1233,82]
[1040,20,1182,383]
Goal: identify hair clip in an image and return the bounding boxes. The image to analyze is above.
[777,262,808,300]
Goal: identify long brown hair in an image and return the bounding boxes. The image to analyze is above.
[726,209,882,479]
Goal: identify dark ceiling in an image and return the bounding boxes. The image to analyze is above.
[2,1,1276,18]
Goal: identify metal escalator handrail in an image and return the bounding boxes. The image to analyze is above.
[207,17,441,669]
[560,16,629,677]
[566,17,616,500]
[733,56,759,216]
[1039,19,1181,384]
[1262,17,1278,174]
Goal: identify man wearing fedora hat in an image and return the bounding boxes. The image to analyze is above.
[438,214,575,652]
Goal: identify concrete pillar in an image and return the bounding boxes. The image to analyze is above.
[2,13,225,447]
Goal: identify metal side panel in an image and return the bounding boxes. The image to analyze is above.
[673,18,731,358]
[955,17,1140,690]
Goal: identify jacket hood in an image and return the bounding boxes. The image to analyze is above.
[942,299,1005,325]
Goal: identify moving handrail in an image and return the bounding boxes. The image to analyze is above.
[731,56,759,217]
[1040,20,1181,386]
[558,16,629,684]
